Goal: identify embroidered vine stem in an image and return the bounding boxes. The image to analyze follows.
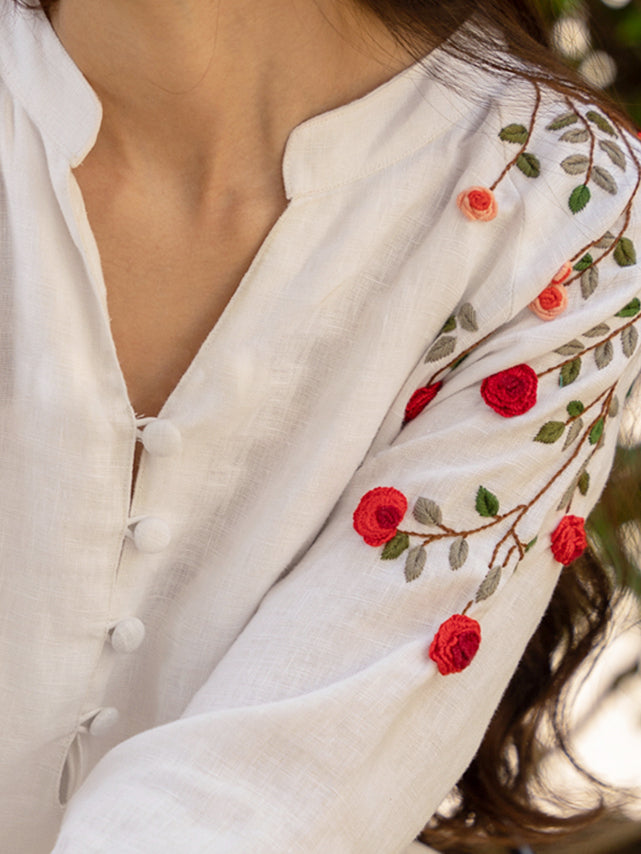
[565,114,641,279]
[489,82,542,192]
[537,312,641,379]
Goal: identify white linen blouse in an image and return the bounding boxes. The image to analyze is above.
[1,2,641,852]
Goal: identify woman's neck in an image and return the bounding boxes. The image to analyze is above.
[50,0,414,204]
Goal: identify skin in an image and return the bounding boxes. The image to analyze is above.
[48,0,415,424]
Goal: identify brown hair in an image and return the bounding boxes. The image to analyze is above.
[20,0,639,848]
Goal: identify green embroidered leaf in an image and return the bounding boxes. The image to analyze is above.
[556,339,584,356]
[614,237,637,268]
[475,566,502,602]
[578,470,590,496]
[616,298,640,318]
[589,417,605,445]
[598,139,626,171]
[580,267,599,300]
[547,112,579,130]
[449,537,469,571]
[452,353,470,370]
[563,417,583,450]
[609,395,620,418]
[534,421,566,444]
[573,253,593,272]
[441,315,457,333]
[404,545,426,582]
[584,322,610,337]
[592,165,617,195]
[569,184,591,214]
[413,497,442,526]
[561,154,589,175]
[595,231,616,250]
[567,400,585,417]
[561,128,590,143]
[594,340,613,370]
[499,123,528,144]
[560,357,582,387]
[586,110,617,137]
[476,486,499,517]
[458,302,478,332]
[425,335,456,363]
[622,325,638,358]
[516,152,541,178]
[381,531,409,560]
[525,536,538,552]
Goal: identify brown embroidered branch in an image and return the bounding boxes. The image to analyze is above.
[490,82,542,192]
[537,313,641,379]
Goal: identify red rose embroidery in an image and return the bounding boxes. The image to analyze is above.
[551,262,572,285]
[550,515,587,565]
[428,614,482,675]
[353,487,408,547]
[456,186,498,222]
[529,284,568,321]
[481,364,538,417]
[404,382,443,424]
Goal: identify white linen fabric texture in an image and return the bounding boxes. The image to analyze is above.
[1,1,641,853]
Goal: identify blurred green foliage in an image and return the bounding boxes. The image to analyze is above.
[539,0,641,125]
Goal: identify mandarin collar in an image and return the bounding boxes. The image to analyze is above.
[0,0,480,196]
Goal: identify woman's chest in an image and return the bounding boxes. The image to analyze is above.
[74,169,288,418]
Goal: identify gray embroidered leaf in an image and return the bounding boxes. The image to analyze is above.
[516,152,541,178]
[598,140,626,170]
[424,335,456,363]
[475,566,502,602]
[580,266,599,300]
[561,128,589,143]
[499,123,529,144]
[449,537,469,571]
[381,532,410,560]
[560,357,582,387]
[557,475,579,510]
[413,497,442,526]
[594,231,616,249]
[534,421,565,444]
[586,110,617,137]
[458,302,478,332]
[609,395,620,418]
[563,417,583,450]
[578,470,590,496]
[584,322,610,337]
[594,340,614,369]
[404,545,426,582]
[547,112,579,130]
[622,325,638,358]
[555,339,584,356]
[592,165,617,195]
[561,154,589,175]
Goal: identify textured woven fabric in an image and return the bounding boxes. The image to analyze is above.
[1,2,640,852]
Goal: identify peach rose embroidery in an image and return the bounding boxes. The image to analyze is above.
[456,186,498,222]
[550,262,572,285]
[529,284,568,321]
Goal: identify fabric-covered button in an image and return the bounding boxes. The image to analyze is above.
[140,419,182,457]
[87,707,120,736]
[109,618,146,653]
[130,517,171,553]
